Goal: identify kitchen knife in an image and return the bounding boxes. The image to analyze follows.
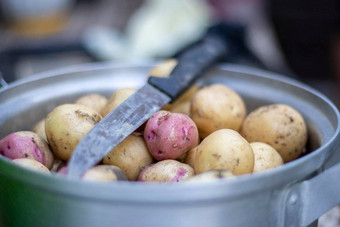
[67,26,234,178]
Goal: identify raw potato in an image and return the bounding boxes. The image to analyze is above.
[186,169,234,182]
[194,129,254,175]
[250,142,283,172]
[100,88,137,117]
[103,134,153,181]
[0,131,54,169]
[144,110,199,161]
[240,104,307,162]
[190,84,246,138]
[13,158,50,173]
[82,165,127,182]
[32,119,48,142]
[148,59,177,77]
[183,145,199,169]
[149,59,198,115]
[45,104,102,161]
[138,160,194,182]
[75,93,108,113]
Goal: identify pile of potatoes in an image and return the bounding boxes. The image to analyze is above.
[0,60,308,183]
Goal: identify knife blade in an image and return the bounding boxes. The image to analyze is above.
[67,26,232,178]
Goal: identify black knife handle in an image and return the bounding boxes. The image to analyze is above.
[148,32,229,102]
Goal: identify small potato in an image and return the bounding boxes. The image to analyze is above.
[183,145,199,169]
[190,84,246,138]
[138,160,194,182]
[75,93,108,113]
[103,134,153,181]
[45,104,102,161]
[0,131,54,169]
[186,170,234,182]
[148,59,177,77]
[32,119,48,142]
[194,129,254,175]
[240,104,307,162]
[148,59,198,114]
[12,158,50,173]
[82,165,127,182]
[100,88,137,117]
[144,110,199,161]
[250,142,283,172]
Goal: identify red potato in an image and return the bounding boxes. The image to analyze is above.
[0,131,54,169]
[144,110,199,161]
[138,160,194,182]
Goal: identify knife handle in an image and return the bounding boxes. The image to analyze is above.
[148,33,229,102]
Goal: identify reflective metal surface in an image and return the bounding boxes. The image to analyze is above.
[0,62,339,227]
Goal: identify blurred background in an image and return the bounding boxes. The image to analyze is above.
[0,0,338,106]
[0,0,338,225]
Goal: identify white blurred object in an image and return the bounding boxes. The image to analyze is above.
[83,0,212,61]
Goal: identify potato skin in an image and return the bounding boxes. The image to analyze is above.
[82,165,127,182]
[186,169,234,182]
[194,129,254,175]
[103,134,153,181]
[32,119,48,142]
[13,158,50,173]
[240,104,307,162]
[45,104,102,161]
[0,131,54,169]
[75,93,108,113]
[138,160,194,182]
[190,84,246,138]
[100,88,137,117]
[144,110,199,161]
[250,142,283,172]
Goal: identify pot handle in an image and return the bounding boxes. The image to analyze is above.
[0,74,8,89]
[284,161,340,227]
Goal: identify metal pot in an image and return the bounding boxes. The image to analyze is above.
[0,62,339,227]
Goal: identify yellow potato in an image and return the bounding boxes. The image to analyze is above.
[183,145,199,169]
[250,142,283,172]
[240,104,307,162]
[148,59,198,114]
[190,84,246,138]
[75,93,108,113]
[186,170,234,182]
[82,165,127,182]
[100,88,137,117]
[194,129,254,175]
[32,118,47,142]
[103,133,153,181]
[45,104,102,161]
[12,158,50,173]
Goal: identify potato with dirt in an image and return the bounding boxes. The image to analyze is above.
[82,165,127,182]
[190,83,246,138]
[45,104,102,161]
[13,158,50,173]
[144,110,199,161]
[186,169,234,182]
[240,104,307,163]
[0,131,54,169]
[138,160,194,182]
[32,119,48,142]
[100,88,137,117]
[75,93,108,113]
[103,133,154,181]
[250,142,283,172]
[194,129,254,175]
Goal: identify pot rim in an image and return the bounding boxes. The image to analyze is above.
[1,61,339,203]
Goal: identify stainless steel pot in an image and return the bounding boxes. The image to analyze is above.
[0,62,339,227]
